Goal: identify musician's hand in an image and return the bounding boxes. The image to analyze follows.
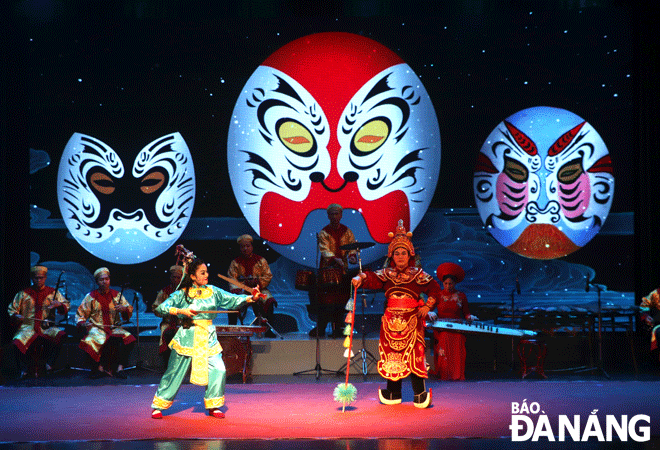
[467,314,479,322]
[417,305,431,319]
[427,311,438,321]
[644,315,654,327]
[115,304,129,313]
[249,286,264,302]
[348,254,357,265]
[179,309,197,318]
[49,301,63,309]
[352,273,366,288]
[77,321,91,329]
[334,257,344,269]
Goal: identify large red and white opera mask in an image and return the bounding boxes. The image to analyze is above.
[228,32,441,267]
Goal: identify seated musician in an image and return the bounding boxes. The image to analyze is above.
[227,234,277,337]
[310,204,357,338]
[7,265,69,378]
[640,287,660,362]
[76,267,136,379]
[152,265,184,366]
[351,220,438,408]
[427,262,478,381]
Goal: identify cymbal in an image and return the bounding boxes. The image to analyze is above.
[340,241,375,250]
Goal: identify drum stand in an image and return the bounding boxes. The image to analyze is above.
[249,310,284,339]
[576,283,610,379]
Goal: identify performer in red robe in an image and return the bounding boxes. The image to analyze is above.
[352,220,440,408]
[428,262,478,381]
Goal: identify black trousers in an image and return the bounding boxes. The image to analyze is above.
[386,374,426,396]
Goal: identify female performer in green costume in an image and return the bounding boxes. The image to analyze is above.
[151,258,260,419]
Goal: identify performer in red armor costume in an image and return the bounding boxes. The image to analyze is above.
[352,220,440,408]
[427,262,478,381]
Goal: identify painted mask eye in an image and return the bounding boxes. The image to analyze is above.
[141,170,166,194]
[503,156,528,183]
[557,158,583,184]
[353,118,390,154]
[277,119,314,155]
[89,172,115,195]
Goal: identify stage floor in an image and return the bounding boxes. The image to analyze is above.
[1,368,660,449]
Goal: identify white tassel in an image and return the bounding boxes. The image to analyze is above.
[343,348,354,358]
[345,298,355,311]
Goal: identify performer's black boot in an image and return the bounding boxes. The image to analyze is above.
[412,375,432,408]
[378,389,402,405]
[379,379,402,405]
[413,389,433,408]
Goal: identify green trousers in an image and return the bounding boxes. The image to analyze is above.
[151,350,227,411]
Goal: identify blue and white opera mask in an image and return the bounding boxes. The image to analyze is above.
[57,132,195,264]
[473,107,614,260]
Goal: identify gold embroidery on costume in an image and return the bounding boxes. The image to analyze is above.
[152,396,173,410]
[190,319,212,386]
[204,396,226,409]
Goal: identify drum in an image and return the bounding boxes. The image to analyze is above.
[318,267,342,288]
[295,270,315,291]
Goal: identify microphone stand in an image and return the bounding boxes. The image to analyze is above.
[123,292,159,373]
[577,283,610,379]
[294,233,337,380]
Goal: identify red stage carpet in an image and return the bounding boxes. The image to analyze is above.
[1,378,658,443]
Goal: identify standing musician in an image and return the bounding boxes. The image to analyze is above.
[152,265,184,365]
[7,265,69,378]
[76,267,136,379]
[310,204,357,338]
[427,262,478,381]
[227,234,277,337]
[151,257,261,419]
[352,220,440,408]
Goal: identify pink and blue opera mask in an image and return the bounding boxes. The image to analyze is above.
[473,107,614,260]
[227,32,441,267]
[57,132,195,264]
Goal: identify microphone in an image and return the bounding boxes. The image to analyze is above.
[515,277,521,295]
[585,277,590,293]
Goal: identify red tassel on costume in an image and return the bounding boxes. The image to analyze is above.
[345,312,354,324]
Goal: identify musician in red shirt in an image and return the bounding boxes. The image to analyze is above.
[352,220,439,408]
[7,266,69,378]
[227,234,277,337]
[427,262,478,381]
[310,204,357,338]
[152,265,183,365]
[76,267,136,379]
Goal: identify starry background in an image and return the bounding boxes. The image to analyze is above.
[2,0,655,333]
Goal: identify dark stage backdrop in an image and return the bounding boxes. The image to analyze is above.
[2,0,657,342]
